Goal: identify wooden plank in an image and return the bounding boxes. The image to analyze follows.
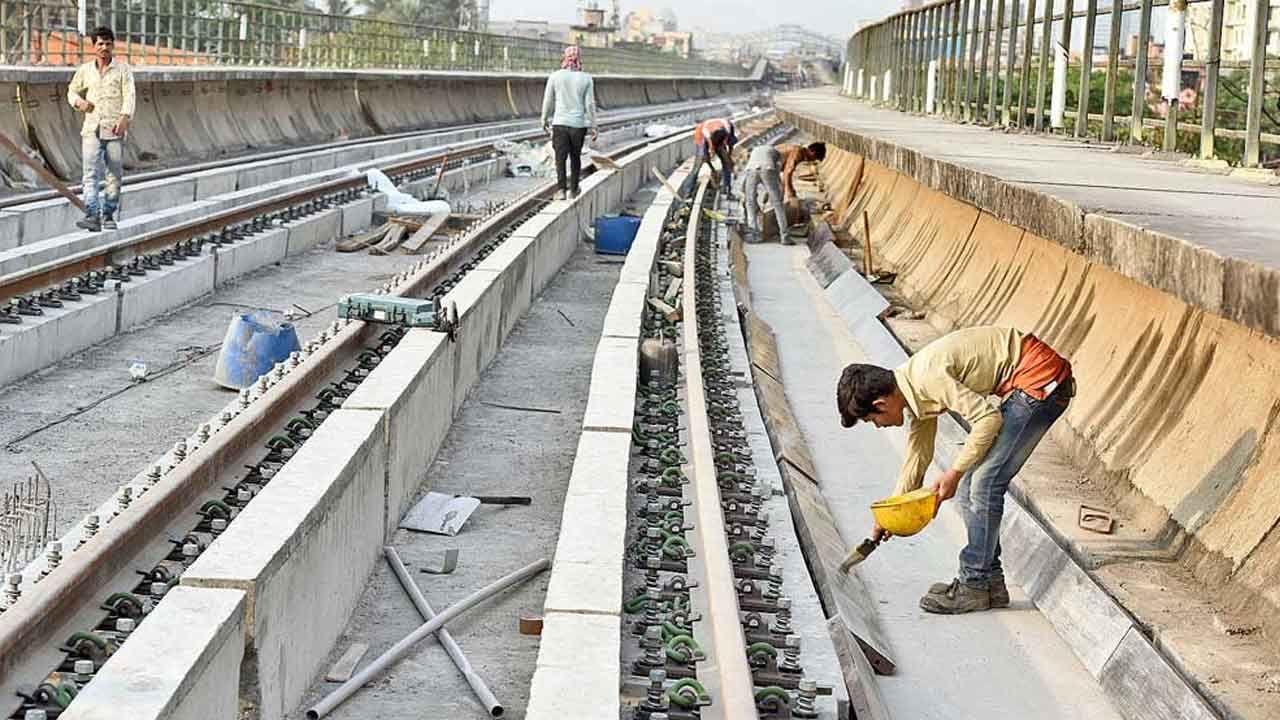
[324,642,369,682]
[399,213,450,254]
[754,372,820,484]
[827,615,893,720]
[368,224,407,255]
[335,224,388,253]
[743,312,781,382]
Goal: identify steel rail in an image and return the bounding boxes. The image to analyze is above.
[679,175,762,720]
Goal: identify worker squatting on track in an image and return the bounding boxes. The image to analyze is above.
[68,26,135,233]
[740,141,826,246]
[835,326,1076,614]
[680,117,736,198]
[541,45,599,201]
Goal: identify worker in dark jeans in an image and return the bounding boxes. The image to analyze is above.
[541,45,598,200]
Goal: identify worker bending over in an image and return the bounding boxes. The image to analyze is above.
[835,326,1075,614]
[741,142,826,245]
[680,117,736,198]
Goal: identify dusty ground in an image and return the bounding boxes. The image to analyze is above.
[292,237,622,720]
[0,175,542,540]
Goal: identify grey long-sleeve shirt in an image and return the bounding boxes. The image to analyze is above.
[540,69,597,129]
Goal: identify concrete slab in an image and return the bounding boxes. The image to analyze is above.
[181,408,388,720]
[342,329,455,530]
[213,228,288,285]
[580,335,639,432]
[1098,627,1220,720]
[475,233,537,339]
[0,212,22,251]
[190,167,239,200]
[285,208,343,255]
[445,268,503,414]
[0,290,117,388]
[339,197,374,237]
[526,611,621,720]
[600,279,649,339]
[61,587,246,720]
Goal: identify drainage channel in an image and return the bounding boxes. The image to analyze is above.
[0,120,701,718]
[622,174,827,719]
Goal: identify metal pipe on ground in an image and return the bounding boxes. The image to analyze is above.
[305,558,550,719]
[383,546,504,718]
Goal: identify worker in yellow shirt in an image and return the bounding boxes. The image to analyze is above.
[835,326,1075,614]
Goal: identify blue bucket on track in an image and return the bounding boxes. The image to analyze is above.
[212,311,301,390]
[594,215,642,256]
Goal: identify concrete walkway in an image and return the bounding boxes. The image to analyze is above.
[744,242,1123,720]
[776,87,1279,267]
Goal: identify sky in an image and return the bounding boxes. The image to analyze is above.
[486,0,901,36]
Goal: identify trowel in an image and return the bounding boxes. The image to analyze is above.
[838,537,882,573]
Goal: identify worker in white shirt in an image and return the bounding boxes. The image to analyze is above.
[67,26,135,232]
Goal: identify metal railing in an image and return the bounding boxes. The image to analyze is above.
[0,0,749,77]
[843,0,1279,168]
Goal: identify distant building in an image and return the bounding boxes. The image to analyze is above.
[1187,0,1280,62]
[570,4,617,48]
[487,19,574,43]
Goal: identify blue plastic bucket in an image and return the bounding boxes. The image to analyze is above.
[212,311,302,390]
[594,215,642,256]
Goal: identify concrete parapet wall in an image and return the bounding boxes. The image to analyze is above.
[810,140,1280,703]
[0,68,753,190]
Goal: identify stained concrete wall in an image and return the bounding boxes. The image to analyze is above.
[0,67,755,187]
[811,141,1280,653]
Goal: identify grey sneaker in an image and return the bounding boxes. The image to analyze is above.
[930,574,1009,608]
[920,579,991,614]
[75,215,101,232]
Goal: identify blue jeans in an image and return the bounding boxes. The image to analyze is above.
[680,145,731,197]
[956,381,1072,588]
[81,132,124,218]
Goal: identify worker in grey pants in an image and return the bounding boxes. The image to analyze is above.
[742,145,791,245]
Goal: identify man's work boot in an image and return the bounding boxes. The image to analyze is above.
[102,213,117,231]
[920,579,990,614]
[76,215,101,232]
[929,574,1009,608]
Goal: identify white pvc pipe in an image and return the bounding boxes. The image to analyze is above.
[1051,40,1068,128]
[1162,0,1187,101]
[306,558,550,719]
[926,60,938,113]
[384,547,503,717]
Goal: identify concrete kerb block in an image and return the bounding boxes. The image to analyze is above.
[581,336,639,433]
[190,167,239,200]
[0,291,117,388]
[284,208,342,255]
[342,329,454,531]
[444,268,505,414]
[475,233,537,339]
[600,281,648,340]
[119,254,216,330]
[0,211,22,251]
[212,228,288,285]
[12,197,82,247]
[181,408,388,720]
[824,269,889,330]
[525,612,622,720]
[1097,627,1221,720]
[338,196,374,237]
[542,430,631,616]
[61,587,246,720]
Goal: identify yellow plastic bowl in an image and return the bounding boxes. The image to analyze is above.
[870,488,938,537]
